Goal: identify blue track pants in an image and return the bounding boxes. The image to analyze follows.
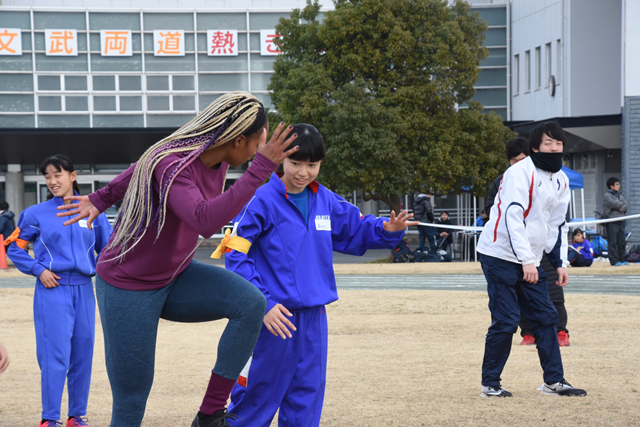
[228,306,328,427]
[479,254,564,386]
[34,280,95,420]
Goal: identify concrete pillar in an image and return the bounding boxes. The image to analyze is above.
[622,96,640,247]
[6,164,24,218]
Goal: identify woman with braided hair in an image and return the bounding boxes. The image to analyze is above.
[57,92,299,427]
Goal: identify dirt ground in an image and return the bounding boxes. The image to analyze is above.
[0,263,639,427]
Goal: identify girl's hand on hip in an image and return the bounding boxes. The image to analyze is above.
[522,263,538,284]
[264,303,297,339]
[56,195,100,230]
[383,210,419,233]
[39,270,61,288]
[0,341,9,374]
[256,123,300,166]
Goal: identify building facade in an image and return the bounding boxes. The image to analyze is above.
[0,0,508,224]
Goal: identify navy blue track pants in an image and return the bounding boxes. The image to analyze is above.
[479,254,564,386]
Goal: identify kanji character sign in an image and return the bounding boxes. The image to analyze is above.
[207,30,238,57]
[45,29,78,56]
[154,30,185,56]
[0,28,22,56]
[101,30,132,56]
[260,29,281,56]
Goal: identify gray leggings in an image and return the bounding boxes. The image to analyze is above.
[95,260,266,427]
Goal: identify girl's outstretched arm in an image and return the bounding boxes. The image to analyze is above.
[0,341,9,374]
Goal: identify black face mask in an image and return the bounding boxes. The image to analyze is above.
[530,151,563,173]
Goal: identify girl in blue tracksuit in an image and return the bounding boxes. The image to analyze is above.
[221,124,417,426]
[5,155,111,427]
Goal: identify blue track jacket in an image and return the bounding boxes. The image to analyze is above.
[226,173,404,313]
[7,194,112,285]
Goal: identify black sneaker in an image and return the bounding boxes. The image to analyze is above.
[191,410,241,427]
[480,385,513,397]
[541,380,587,396]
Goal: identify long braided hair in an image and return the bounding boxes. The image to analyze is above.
[107,91,266,259]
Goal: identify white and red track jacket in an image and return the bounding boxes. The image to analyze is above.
[477,157,570,268]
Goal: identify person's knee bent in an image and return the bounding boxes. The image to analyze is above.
[237,283,267,324]
[490,316,520,334]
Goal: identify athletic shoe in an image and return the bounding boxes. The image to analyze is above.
[39,421,62,427]
[541,380,587,396]
[520,334,535,345]
[191,410,241,427]
[480,385,513,397]
[615,262,624,266]
[558,331,570,347]
[66,417,89,427]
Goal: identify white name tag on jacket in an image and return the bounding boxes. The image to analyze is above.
[79,220,88,228]
[315,215,331,231]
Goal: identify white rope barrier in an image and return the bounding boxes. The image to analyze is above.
[417,213,640,233]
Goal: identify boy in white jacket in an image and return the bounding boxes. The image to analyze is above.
[476,122,587,398]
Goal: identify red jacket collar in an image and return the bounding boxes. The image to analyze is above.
[275,171,319,194]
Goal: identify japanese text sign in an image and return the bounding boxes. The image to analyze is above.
[101,30,132,56]
[0,28,22,56]
[45,29,78,56]
[153,30,185,56]
[207,30,238,56]
[260,30,281,56]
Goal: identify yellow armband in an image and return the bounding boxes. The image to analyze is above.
[211,228,252,259]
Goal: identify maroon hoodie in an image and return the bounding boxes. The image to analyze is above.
[89,152,276,290]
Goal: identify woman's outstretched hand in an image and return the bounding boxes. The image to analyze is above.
[56,195,100,230]
[383,210,419,232]
[256,122,299,165]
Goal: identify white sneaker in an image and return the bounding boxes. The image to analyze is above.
[541,380,587,396]
[481,385,513,397]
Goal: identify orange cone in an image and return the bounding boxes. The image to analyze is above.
[0,235,8,269]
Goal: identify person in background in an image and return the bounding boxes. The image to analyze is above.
[568,229,594,267]
[602,177,628,266]
[485,137,529,218]
[476,209,488,227]
[0,201,16,242]
[435,211,454,252]
[414,191,436,253]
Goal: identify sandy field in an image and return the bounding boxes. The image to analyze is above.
[0,262,639,426]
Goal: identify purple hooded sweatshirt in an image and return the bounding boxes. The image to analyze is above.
[88,152,276,290]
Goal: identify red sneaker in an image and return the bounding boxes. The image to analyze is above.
[520,334,535,345]
[558,330,571,347]
[66,417,90,427]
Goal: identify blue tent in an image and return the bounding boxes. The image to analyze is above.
[562,166,584,190]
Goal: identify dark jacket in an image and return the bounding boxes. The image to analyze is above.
[541,256,564,303]
[485,174,502,220]
[413,194,434,223]
[0,210,15,241]
[435,218,454,243]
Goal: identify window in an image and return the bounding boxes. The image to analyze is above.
[93,76,116,91]
[525,50,530,92]
[556,39,562,85]
[545,43,551,88]
[535,46,541,90]
[38,75,61,91]
[513,54,519,95]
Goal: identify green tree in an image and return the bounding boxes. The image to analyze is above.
[269,0,515,212]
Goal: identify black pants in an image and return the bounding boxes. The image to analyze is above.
[520,301,568,336]
[607,221,626,265]
[568,251,593,267]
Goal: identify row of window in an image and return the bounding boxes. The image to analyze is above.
[34,75,195,92]
[513,40,562,96]
[37,95,196,112]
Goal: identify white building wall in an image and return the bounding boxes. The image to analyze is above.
[569,0,621,117]
[510,0,564,121]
